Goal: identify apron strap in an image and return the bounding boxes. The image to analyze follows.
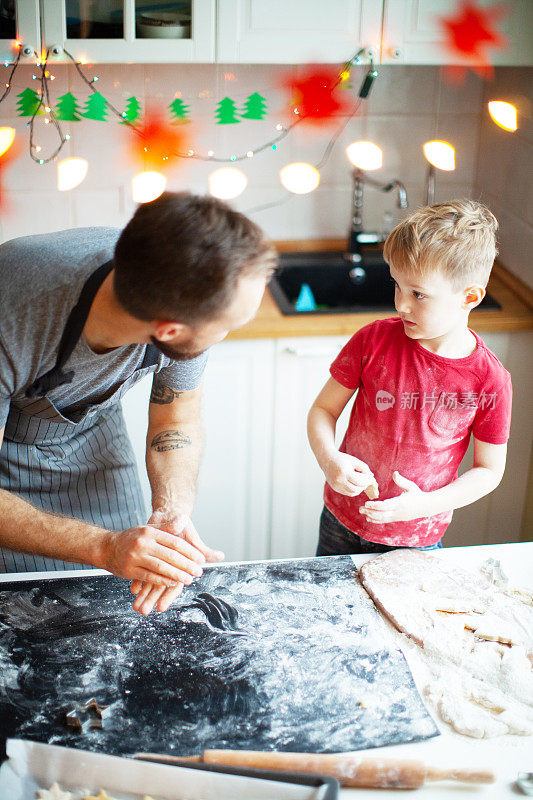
[26,259,161,400]
[26,260,115,399]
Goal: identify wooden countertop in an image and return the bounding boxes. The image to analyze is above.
[229,239,533,340]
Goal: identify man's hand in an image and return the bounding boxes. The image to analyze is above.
[323,452,376,497]
[130,508,224,615]
[360,471,429,523]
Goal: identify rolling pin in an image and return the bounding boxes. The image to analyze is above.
[137,750,495,789]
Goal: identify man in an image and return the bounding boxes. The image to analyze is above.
[0,192,277,614]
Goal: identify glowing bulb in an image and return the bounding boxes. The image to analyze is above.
[57,157,88,191]
[279,162,320,195]
[0,127,15,157]
[488,101,517,132]
[346,141,383,170]
[132,171,167,203]
[208,167,247,200]
[423,141,455,171]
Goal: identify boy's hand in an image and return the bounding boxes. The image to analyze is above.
[323,452,376,497]
[130,509,224,615]
[360,471,430,523]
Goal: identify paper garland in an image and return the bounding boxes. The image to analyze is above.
[16,90,268,125]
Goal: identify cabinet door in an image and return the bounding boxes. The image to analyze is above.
[382,0,533,65]
[270,336,351,560]
[40,0,215,64]
[193,339,275,562]
[217,0,382,63]
[0,0,40,63]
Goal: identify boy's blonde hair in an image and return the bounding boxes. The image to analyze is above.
[383,199,498,290]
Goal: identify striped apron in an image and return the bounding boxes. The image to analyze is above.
[0,261,158,573]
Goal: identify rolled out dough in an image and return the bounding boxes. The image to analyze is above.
[359,549,533,738]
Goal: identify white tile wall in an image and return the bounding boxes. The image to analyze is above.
[474,67,533,290]
[0,63,489,244]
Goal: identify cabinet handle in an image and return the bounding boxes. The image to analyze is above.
[284,345,342,358]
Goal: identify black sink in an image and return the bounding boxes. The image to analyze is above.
[269,251,501,315]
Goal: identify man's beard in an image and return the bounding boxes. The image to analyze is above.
[150,335,206,362]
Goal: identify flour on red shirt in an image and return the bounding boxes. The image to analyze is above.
[325,317,512,547]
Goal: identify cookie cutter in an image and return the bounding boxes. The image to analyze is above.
[64,698,109,733]
[516,772,533,796]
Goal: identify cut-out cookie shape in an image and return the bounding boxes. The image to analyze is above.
[36,784,72,800]
[83,791,118,800]
[64,697,109,732]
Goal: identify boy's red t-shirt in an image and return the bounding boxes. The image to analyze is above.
[325,317,512,547]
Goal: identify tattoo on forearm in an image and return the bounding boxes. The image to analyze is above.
[151,429,192,452]
[150,385,184,404]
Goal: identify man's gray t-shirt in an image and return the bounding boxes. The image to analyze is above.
[0,227,208,428]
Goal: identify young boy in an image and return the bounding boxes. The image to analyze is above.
[307,200,512,555]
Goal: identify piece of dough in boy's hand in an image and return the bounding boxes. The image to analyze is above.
[364,482,379,500]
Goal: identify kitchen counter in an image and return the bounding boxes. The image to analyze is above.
[229,239,533,340]
[1,542,531,799]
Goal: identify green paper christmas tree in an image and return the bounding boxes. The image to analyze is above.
[168,97,191,124]
[215,97,239,124]
[16,88,43,117]
[82,91,109,121]
[55,92,81,121]
[241,92,267,120]
[121,96,142,124]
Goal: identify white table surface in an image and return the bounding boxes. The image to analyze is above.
[1,542,532,798]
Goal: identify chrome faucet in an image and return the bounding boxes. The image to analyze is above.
[348,169,408,255]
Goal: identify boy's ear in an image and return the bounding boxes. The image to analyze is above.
[463,285,486,310]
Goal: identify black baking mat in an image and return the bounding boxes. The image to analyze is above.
[0,556,438,755]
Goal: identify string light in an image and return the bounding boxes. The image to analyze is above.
[488,100,517,131]
[132,171,167,203]
[280,162,320,194]
[0,42,377,207]
[208,167,247,200]
[0,127,15,157]
[57,157,89,190]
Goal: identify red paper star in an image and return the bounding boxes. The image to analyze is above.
[128,107,190,170]
[440,0,507,80]
[282,66,351,126]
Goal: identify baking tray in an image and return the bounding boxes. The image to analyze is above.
[0,739,338,800]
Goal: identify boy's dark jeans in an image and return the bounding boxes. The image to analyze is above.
[316,505,443,556]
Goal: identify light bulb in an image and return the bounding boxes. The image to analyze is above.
[279,162,320,194]
[423,141,455,171]
[345,141,383,170]
[0,127,15,157]
[132,171,167,203]
[208,167,247,200]
[488,101,517,132]
[57,157,89,191]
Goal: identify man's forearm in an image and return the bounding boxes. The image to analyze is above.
[146,420,202,514]
[0,488,109,566]
[422,466,502,517]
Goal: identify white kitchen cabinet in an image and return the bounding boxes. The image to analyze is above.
[192,339,275,562]
[269,336,351,559]
[4,0,531,65]
[0,0,40,63]
[3,1,215,65]
[381,0,533,65]
[216,0,382,64]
